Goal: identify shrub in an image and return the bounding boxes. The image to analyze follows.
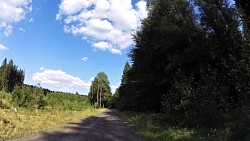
[11,86,46,109]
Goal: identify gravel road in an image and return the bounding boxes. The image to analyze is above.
[10,109,142,141]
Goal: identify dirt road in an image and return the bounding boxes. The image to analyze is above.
[11,109,142,141]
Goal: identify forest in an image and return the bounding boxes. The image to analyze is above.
[1,0,250,140]
[112,0,250,140]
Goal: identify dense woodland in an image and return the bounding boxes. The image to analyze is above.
[113,0,250,132]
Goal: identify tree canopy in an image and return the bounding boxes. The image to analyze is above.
[0,58,25,92]
[88,72,112,108]
[115,0,250,127]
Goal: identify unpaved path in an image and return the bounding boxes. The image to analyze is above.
[10,109,142,141]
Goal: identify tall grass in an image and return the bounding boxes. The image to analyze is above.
[0,108,105,140]
[0,91,105,140]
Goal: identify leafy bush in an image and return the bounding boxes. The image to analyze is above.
[46,92,90,110]
[11,86,46,109]
[0,91,11,108]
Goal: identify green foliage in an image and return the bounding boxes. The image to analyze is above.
[111,88,119,108]
[11,85,46,109]
[229,115,250,141]
[116,0,250,132]
[0,58,25,92]
[121,62,131,85]
[112,62,131,109]
[118,111,231,141]
[0,91,11,109]
[88,72,112,108]
[46,92,90,111]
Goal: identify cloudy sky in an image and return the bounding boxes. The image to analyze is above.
[0,0,147,95]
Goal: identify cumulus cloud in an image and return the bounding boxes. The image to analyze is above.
[57,0,148,54]
[0,0,32,36]
[32,68,91,93]
[0,44,8,51]
[82,56,88,62]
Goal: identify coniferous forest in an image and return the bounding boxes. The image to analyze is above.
[1,0,250,140]
[113,0,250,135]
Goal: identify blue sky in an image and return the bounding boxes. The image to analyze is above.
[0,0,147,95]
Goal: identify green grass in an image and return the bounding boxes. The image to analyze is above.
[0,108,106,140]
[117,111,231,141]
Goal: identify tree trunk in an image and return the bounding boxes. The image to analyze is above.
[91,87,93,105]
[97,84,99,108]
[100,85,102,108]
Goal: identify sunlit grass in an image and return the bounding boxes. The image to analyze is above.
[0,108,106,140]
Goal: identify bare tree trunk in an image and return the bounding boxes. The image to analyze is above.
[97,84,99,108]
[91,87,93,105]
[100,85,102,108]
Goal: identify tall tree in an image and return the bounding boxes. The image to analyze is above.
[118,0,250,127]
[88,72,111,108]
[0,58,25,92]
[112,62,131,108]
[121,62,131,85]
[118,0,203,112]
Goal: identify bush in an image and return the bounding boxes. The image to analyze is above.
[46,92,90,110]
[11,86,46,109]
[0,91,11,108]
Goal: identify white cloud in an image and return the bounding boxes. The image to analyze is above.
[32,68,92,94]
[93,41,121,54]
[19,27,26,32]
[0,44,8,51]
[82,56,88,62]
[93,41,112,50]
[0,0,32,36]
[57,0,148,54]
[111,84,119,94]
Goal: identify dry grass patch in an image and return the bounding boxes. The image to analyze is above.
[0,108,105,140]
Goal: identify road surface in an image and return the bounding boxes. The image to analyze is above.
[11,109,142,141]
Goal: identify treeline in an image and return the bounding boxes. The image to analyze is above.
[0,58,90,110]
[88,72,112,108]
[46,92,90,110]
[0,58,24,92]
[114,0,250,129]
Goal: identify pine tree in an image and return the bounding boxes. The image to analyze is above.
[121,62,131,85]
[0,58,25,92]
[88,72,111,108]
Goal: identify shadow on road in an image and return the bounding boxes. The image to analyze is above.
[37,110,141,141]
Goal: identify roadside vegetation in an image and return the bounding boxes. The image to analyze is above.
[0,59,107,140]
[0,90,105,140]
[118,111,250,141]
[113,0,250,140]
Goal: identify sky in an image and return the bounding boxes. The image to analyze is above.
[0,0,148,95]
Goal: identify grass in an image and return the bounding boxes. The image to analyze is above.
[0,108,106,140]
[117,111,231,141]
[0,90,106,140]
